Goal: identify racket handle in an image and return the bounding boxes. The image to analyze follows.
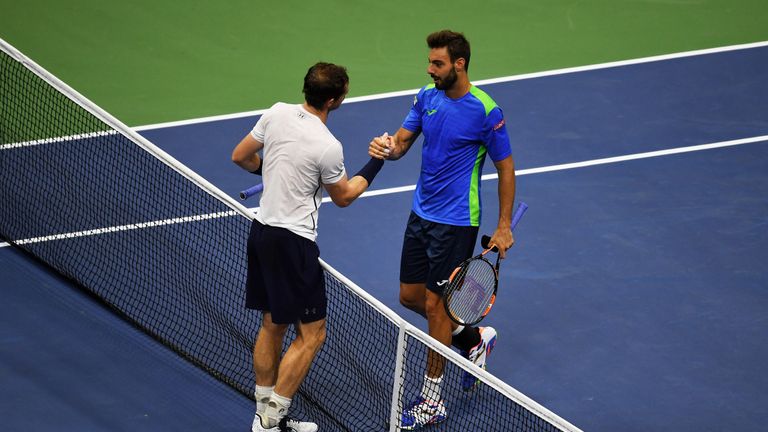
[510,202,529,229]
[239,183,264,200]
[481,202,529,250]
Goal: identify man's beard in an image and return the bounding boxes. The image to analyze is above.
[433,66,458,90]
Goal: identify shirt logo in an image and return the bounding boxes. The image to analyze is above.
[436,279,449,287]
[426,109,438,116]
[493,118,506,131]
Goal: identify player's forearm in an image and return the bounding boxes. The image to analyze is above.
[329,176,369,207]
[329,158,384,207]
[347,175,371,201]
[232,134,264,173]
[497,180,515,230]
[233,153,262,173]
[495,157,516,229]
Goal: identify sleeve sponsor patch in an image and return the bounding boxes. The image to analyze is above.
[493,118,506,131]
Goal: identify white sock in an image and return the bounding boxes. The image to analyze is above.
[420,375,443,401]
[254,385,274,415]
[263,392,292,428]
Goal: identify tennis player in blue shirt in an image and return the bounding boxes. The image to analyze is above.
[369,30,515,430]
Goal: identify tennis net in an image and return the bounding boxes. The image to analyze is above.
[0,37,581,432]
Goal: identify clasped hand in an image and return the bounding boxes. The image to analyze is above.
[368,132,393,160]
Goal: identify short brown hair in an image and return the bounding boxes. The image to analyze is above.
[303,62,349,110]
[427,30,471,72]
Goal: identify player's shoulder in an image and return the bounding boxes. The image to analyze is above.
[414,83,438,102]
[467,86,500,116]
[261,102,289,120]
[268,101,296,113]
[420,83,437,93]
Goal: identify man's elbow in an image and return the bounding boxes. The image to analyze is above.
[330,190,355,208]
[231,150,246,166]
[332,196,353,208]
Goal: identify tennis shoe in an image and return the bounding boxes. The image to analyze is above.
[399,397,447,430]
[252,413,318,432]
[280,416,318,432]
[461,326,497,391]
[252,413,276,432]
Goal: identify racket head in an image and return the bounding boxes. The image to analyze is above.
[443,256,498,326]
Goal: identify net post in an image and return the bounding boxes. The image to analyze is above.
[388,325,407,432]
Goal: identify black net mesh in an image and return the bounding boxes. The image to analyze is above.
[0,41,576,432]
[394,332,564,431]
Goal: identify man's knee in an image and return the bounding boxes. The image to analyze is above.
[308,325,327,349]
[399,283,426,311]
[424,290,446,319]
[260,313,289,336]
[298,319,327,351]
[399,292,419,309]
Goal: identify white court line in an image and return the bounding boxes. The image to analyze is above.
[132,40,768,132]
[0,130,119,150]
[4,134,765,249]
[336,135,768,201]
[0,211,239,248]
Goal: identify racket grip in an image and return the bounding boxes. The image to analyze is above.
[239,183,264,200]
[510,202,529,229]
[481,202,529,250]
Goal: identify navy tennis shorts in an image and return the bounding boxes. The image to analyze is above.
[400,212,479,295]
[246,219,326,324]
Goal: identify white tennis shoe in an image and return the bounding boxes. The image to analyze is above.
[252,412,318,432]
[461,326,497,391]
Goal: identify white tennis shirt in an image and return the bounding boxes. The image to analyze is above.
[251,102,346,241]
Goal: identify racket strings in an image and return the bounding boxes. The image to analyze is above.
[447,259,496,323]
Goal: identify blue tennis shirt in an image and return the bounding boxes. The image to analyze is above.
[402,84,512,226]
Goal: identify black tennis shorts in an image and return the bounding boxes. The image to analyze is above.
[246,219,326,324]
[400,212,479,295]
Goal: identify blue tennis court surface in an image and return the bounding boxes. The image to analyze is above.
[3,45,768,431]
[0,246,253,431]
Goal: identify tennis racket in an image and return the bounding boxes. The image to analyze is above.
[443,202,528,326]
[239,183,264,200]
